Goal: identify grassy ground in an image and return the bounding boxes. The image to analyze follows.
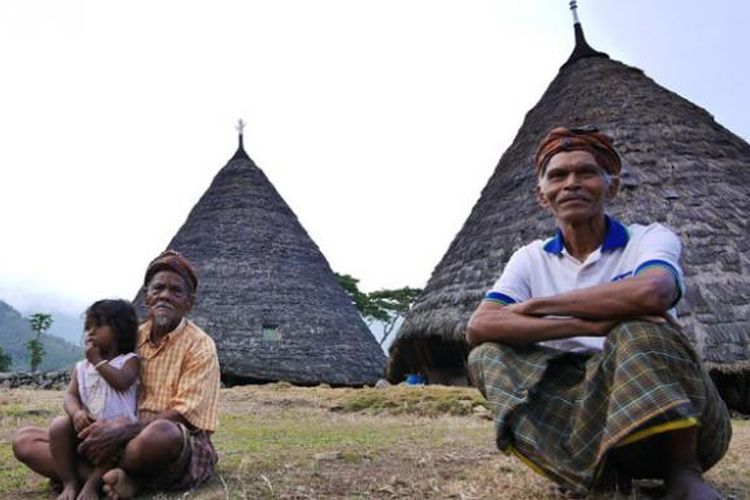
[1,384,748,499]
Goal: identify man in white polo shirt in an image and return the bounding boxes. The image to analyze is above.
[466,126,730,499]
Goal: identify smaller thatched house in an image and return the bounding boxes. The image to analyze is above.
[388,7,750,413]
[135,125,386,386]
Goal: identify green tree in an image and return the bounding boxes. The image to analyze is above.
[0,346,11,371]
[335,273,370,315]
[27,313,53,373]
[335,273,422,346]
[367,287,422,345]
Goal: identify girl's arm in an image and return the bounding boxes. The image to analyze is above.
[63,367,83,417]
[94,356,140,392]
[64,368,94,432]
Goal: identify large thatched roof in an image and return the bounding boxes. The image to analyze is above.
[389,19,750,399]
[135,134,386,386]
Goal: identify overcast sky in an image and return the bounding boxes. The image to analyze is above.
[1,1,748,317]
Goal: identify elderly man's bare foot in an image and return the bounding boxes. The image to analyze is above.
[101,468,138,500]
[56,482,79,500]
[662,465,723,500]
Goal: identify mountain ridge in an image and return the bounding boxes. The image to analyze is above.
[0,300,82,372]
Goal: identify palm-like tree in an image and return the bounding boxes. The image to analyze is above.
[27,313,53,373]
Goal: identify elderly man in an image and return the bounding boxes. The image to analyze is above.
[467,127,731,499]
[13,250,220,499]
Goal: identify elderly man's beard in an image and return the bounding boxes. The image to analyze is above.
[153,311,174,328]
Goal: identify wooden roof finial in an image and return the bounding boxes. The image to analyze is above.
[232,118,250,160]
[236,119,246,136]
[569,0,581,25]
[561,0,608,69]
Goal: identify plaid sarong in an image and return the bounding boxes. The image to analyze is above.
[468,320,731,493]
[146,423,218,492]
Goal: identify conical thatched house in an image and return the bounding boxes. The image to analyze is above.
[135,127,386,386]
[388,10,750,412]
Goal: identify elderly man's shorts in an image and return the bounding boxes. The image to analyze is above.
[146,422,218,492]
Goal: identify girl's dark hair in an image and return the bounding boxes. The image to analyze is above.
[84,299,139,353]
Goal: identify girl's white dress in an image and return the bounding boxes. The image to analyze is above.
[75,352,138,422]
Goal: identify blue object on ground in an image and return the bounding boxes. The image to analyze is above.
[406,374,426,385]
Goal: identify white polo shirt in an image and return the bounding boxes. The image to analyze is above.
[484,215,684,352]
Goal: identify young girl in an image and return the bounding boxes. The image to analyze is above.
[49,299,140,500]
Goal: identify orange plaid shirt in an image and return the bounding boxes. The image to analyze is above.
[136,318,220,432]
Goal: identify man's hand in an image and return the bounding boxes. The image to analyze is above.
[505,302,620,336]
[635,314,681,327]
[504,301,673,337]
[84,340,103,365]
[467,300,629,345]
[585,318,621,336]
[77,420,125,465]
[502,268,679,321]
[72,409,95,433]
[503,302,531,316]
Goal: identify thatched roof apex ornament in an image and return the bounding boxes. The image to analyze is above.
[231,118,250,161]
[561,0,609,69]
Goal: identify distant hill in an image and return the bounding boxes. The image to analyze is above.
[0,300,82,372]
[44,312,84,346]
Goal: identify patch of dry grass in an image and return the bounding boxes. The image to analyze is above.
[1,386,748,499]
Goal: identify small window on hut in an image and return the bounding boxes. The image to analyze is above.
[262,324,281,342]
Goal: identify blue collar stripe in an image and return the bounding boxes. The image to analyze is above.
[543,215,630,255]
[633,259,683,307]
[601,216,629,252]
[543,230,565,255]
[634,259,680,282]
[484,291,517,305]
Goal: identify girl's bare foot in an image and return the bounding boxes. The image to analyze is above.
[76,477,101,500]
[101,468,138,500]
[56,482,79,500]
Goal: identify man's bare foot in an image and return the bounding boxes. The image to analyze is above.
[101,468,138,500]
[56,482,79,500]
[76,477,101,500]
[662,464,723,500]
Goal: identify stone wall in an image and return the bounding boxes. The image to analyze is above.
[0,370,71,390]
